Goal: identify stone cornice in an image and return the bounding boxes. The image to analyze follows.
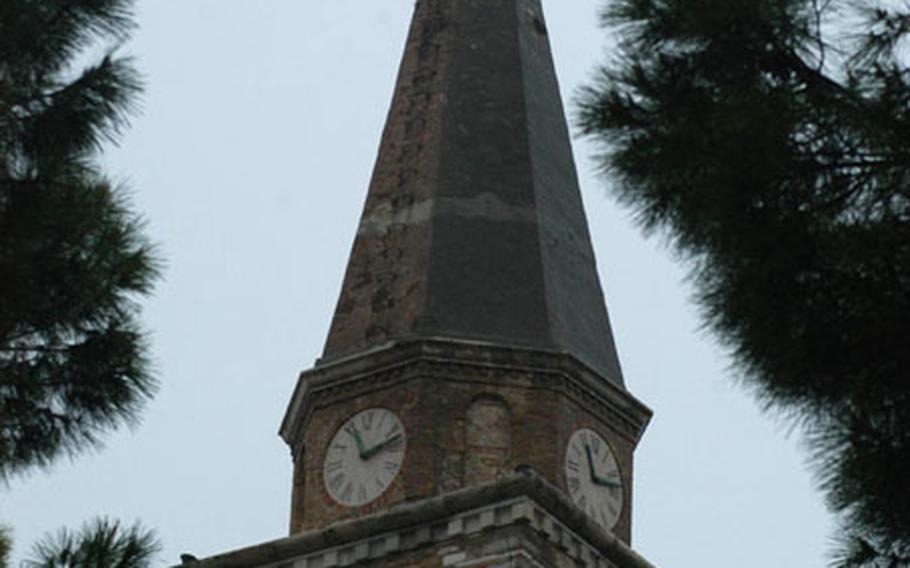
[179,468,656,568]
[280,339,652,454]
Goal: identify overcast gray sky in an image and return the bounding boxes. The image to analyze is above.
[3,2,834,566]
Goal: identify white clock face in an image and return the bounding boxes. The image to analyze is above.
[564,428,624,531]
[323,408,406,507]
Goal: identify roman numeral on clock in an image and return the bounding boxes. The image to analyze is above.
[328,473,345,492]
[568,476,580,493]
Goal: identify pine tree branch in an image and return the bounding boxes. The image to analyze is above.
[25,55,141,165]
[0,346,71,354]
[0,0,156,480]
[0,377,74,388]
[24,519,159,568]
[810,0,827,72]
[0,408,73,429]
[581,0,910,557]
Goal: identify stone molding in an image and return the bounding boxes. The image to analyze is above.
[280,339,652,456]
[179,469,656,568]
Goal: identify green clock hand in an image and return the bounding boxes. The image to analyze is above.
[362,433,403,460]
[593,474,622,489]
[346,426,368,458]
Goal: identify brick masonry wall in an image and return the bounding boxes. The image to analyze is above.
[320,0,451,361]
[293,366,637,543]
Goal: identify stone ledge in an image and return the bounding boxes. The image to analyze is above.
[179,468,655,568]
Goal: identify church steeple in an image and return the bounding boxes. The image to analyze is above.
[322,0,624,385]
[272,1,652,564]
[179,3,655,566]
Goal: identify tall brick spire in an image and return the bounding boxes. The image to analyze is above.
[322,0,624,385]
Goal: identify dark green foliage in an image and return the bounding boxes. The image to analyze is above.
[0,0,159,479]
[832,531,910,568]
[578,0,909,564]
[25,518,159,568]
[1,525,11,568]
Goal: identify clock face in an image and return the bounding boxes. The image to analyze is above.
[564,428,624,531]
[323,408,406,507]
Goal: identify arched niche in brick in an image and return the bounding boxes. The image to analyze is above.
[464,394,512,484]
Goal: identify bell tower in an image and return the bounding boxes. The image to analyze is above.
[282,0,651,554]
[187,1,654,567]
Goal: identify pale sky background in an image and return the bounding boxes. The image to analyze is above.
[3,2,835,566]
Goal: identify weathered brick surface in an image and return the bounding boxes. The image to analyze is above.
[320,0,626,385]
[320,0,450,361]
[293,358,640,543]
[464,396,512,485]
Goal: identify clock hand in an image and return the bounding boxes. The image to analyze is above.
[347,426,368,458]
[586,445,621,488]
[362,433,403,460]
[584,445,599,483]
[594,477,622,489]
[592,474,622,489]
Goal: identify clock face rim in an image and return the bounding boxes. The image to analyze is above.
[563,427,624,531]
[322,407,407,508]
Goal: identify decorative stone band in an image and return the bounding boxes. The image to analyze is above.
[280,338,652,456]
[178,468,656,568]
